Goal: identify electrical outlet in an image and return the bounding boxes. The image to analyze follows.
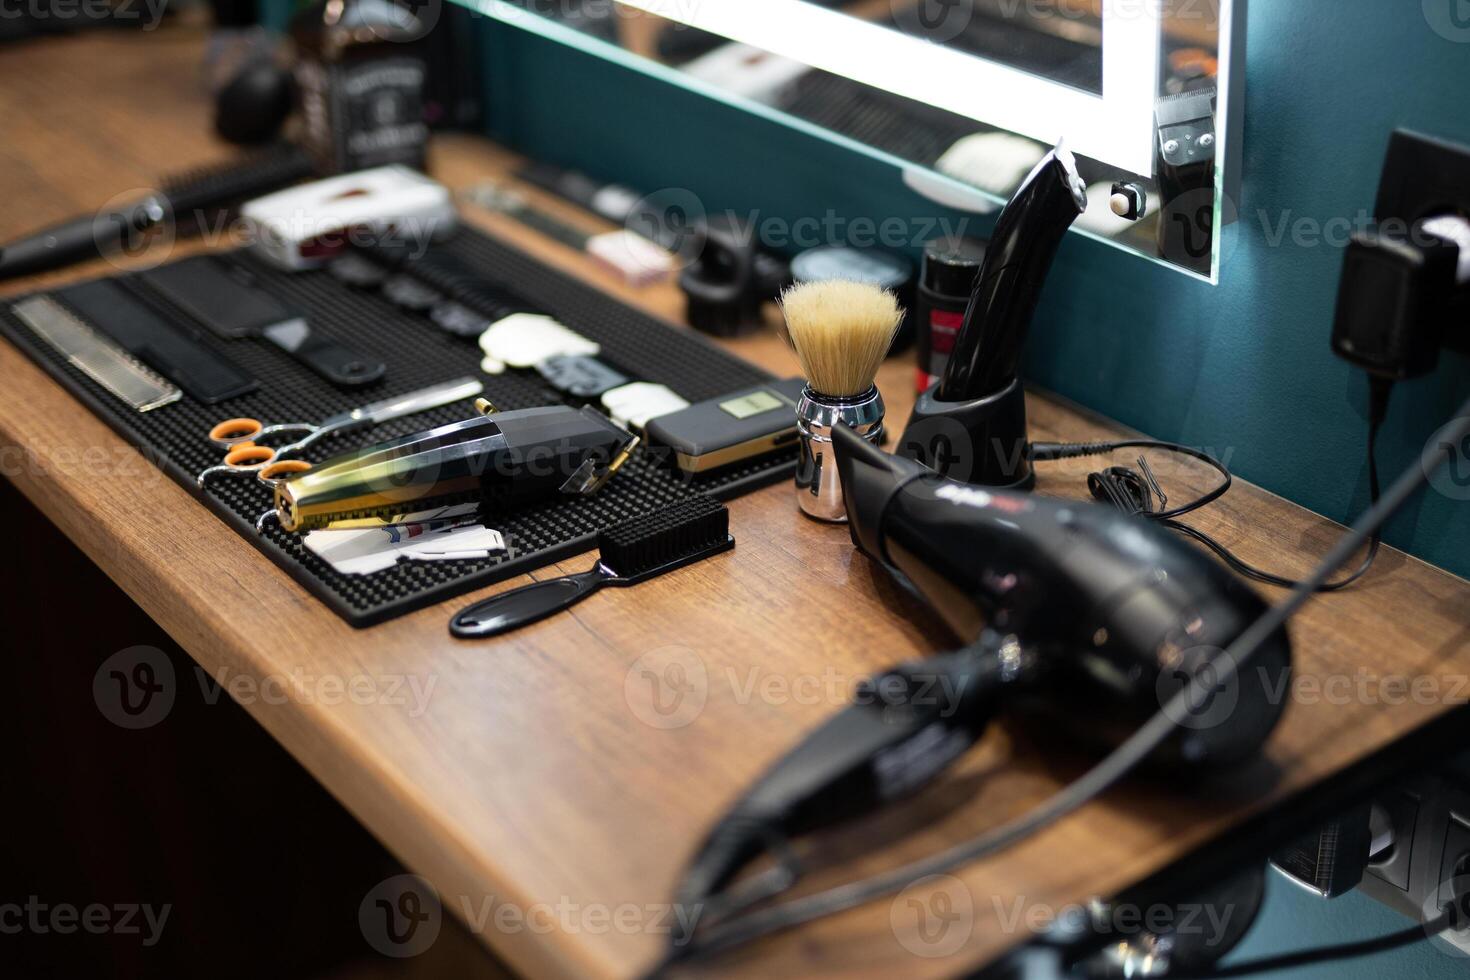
[1374,130,1470,356]
[1359,770,1470,955]
[1365,790,1419,891]
[1439,809,1470,940]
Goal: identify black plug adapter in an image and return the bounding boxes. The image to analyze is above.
[1330,222,1462,380]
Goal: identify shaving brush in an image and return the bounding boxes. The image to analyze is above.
[780,280,904,522]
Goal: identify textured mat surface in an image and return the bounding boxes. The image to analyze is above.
[0,229,794,626]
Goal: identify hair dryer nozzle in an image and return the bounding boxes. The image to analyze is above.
[832,434,1293,769]
[832,421,930,558]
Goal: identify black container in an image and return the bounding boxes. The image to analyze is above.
[914,235,987,393]
[291,0,429,174]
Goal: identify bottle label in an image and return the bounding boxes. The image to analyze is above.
[295,61,333,172]
[920,308,965,391]
[333,58,429,171]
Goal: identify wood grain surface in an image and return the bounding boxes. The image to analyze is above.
[1,27,1468,980]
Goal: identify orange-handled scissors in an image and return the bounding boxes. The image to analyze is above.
[196,377,485,487]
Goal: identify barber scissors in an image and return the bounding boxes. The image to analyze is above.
[197,377,485,487]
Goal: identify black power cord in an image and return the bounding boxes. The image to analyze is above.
[654,392,1470,974]
[1031,377,1394,594]
[1030,436,1233,518]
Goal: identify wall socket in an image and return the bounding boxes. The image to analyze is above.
[1374,130,1470,357]
[1359,766,1470,954]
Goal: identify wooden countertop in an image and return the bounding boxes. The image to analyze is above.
[3,26,1469,980]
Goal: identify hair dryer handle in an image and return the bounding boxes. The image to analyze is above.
[674,634,1029,911]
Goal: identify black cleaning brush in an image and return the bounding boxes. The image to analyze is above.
[449,495,733,639]
[0,142,314,281]
[162,141,316,235]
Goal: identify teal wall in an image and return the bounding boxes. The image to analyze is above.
[259,0,293,29]
[1217,868,1467,978]
[473,1,1470,582]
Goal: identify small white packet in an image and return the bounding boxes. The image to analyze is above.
[304,505,506,575]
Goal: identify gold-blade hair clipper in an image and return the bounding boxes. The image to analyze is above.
[270,401,638,532]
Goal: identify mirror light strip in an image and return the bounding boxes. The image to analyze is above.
[611,0,1162,175]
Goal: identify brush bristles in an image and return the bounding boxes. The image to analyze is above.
[779,280,903,398]
[598,495,729,576]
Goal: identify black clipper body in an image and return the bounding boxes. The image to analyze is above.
[898,143,1089,489]
[273,404,637,532]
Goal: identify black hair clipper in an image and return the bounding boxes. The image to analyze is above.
[1155,90,1218,275]
[897,142,1088,489]
[271,402,638,532]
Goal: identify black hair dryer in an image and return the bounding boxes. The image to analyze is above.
[672,427,1291,918]
[836,421,1291,770]
[897,142,1089,489]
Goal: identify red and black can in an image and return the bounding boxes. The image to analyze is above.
[915,236,987,394]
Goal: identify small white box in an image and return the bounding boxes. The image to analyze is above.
[242,165,457,271]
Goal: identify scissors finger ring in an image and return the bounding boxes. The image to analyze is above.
[196,446,315,488]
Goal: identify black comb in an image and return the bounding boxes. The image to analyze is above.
[449,495,733,639]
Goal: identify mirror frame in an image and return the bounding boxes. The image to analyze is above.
[615,0,1169,175]
[466,0,1246,282]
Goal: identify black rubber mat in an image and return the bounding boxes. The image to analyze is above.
[0,228,793,627]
